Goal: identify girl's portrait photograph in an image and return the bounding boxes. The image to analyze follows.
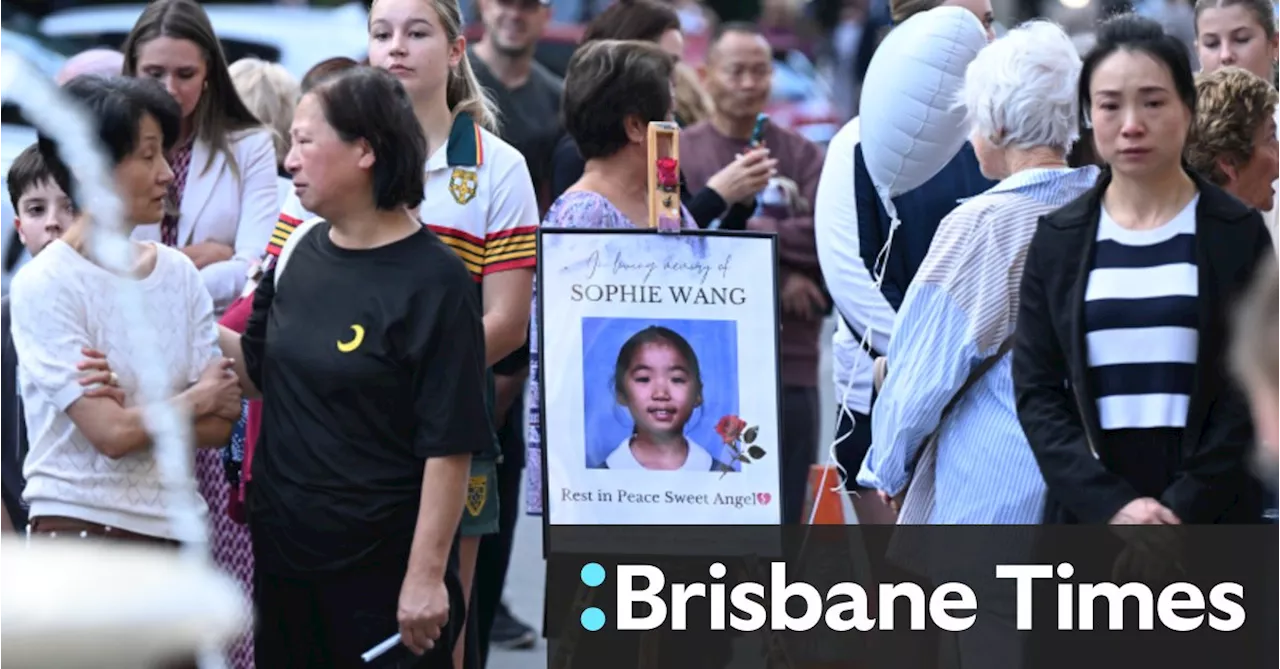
[581,318,739,472]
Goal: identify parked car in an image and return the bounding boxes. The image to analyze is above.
[38,2,370,81]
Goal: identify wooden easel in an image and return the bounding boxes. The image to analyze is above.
[646,121,682,231]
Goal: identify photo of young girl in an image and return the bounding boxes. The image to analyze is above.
[601,326,729,472]
[580,319,740,472]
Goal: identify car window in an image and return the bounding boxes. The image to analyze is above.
[1,29,69,76]
[53,31,121,55]
[214,38,283,67]
[0,22,75,128]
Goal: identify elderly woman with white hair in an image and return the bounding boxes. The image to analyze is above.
[856,19,1100,668]
[856,19,1100,527]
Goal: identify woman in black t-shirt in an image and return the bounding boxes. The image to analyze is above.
[218,66,489,669]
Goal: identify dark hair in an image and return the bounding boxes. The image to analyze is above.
[121,0,262,178]
[301,56,358,93]
[562,40,676,161]
[37,75,182,204]
[1079,13,1198,130]
[889,0,944,25]
[707,20,771,62]
[7,144,62,212]
[1067,127,1103,168]
[307,67,427,210]
[582,0,681,44]
[612,325,703,403]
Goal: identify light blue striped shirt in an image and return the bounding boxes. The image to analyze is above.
[855,166,1100,524]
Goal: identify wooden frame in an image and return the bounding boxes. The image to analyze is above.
[646,121,681,230]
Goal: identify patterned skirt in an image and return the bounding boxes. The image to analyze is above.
[195,401,255,668]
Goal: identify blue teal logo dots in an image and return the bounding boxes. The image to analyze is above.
[580,562,606,631]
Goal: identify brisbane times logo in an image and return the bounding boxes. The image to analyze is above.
[574,561,1247,633]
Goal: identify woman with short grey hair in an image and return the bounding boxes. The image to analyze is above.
[856,18,1100,668]
[858,19,1099,526]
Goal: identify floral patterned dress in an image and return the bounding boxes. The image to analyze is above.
[163,137,255,667]
[525,191,696,514]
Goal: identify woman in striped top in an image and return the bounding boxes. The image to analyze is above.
[1015,14,1275,525]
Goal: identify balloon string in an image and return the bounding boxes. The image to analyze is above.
[810,196,902,524]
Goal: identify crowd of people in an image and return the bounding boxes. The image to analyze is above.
[0,0,1276,667]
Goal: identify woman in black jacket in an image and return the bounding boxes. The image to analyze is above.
[1014,14,1274,526]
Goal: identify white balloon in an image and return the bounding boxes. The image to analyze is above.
[859,5,988,223]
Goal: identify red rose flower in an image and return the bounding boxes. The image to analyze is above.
[656,157,680,189]
[715,415,747,445]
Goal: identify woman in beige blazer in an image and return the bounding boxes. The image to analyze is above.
[119,2,275,668]
[122,0,278,318]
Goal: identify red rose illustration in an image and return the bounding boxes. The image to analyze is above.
[715,415,747,445]
[656,157,680,189]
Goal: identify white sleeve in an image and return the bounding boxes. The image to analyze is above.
[814,119,896,354]
[199,131,281,310]
[9,264,92,412]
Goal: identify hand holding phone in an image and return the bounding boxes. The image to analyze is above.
[749,113,770,148]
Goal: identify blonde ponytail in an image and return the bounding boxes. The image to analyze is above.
[448,53,500,132]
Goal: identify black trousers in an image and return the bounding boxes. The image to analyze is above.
[780,386,820,525]
[254,539,467,669]
[473,395,527,667]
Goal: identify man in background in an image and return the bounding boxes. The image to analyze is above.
[681,23,828,525]
[471,0,565,215]
[466,0,562,661]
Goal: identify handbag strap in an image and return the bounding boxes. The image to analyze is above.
[907,334,1015,474]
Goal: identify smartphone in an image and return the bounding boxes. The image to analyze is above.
[749,113,769,148]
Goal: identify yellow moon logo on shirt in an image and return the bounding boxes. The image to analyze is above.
[337,325,364,353]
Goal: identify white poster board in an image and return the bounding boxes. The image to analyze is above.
[537,228,784,526]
